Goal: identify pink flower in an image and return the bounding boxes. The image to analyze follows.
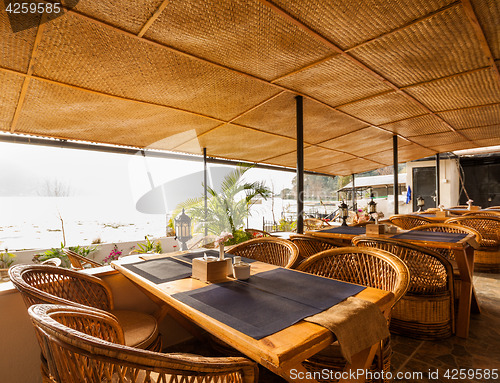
[214,231,233,247]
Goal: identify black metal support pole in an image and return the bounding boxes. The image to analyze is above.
[393,135,399,214]
[203,148,208,236]
[352,174,356,212]
[296,95,304,234]
[436,153,440,207]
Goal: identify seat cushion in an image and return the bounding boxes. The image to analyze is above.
[110,310,159,349]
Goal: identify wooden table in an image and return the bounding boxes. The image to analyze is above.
[306,227,479,338]
[112,253,394,383]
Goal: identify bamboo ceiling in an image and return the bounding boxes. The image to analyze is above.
[1,0,499,176]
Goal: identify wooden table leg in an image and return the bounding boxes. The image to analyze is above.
[453,247,475,338]
[340,343,379,383]
[278,343,378,383]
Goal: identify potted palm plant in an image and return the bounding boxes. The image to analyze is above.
[179,166,272,246]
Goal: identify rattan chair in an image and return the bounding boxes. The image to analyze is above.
[352,237,455,340]
[445,215,500,272]
[485,206,500,210]
[388,214,433,230]
[227,237,299,268]
[304,218,330,230]
[463,210,500,217]
[29,304,258,383]
[9,264,161,351]
[40,258,62,267]
[289,234,343,267]
[296,247,409,383]
[62,248,103,270]
[410,223,482,301]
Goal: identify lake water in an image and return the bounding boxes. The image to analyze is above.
[0,196,330,250]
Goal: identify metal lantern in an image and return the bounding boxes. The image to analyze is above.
[175,208,192,250]
[368,193,377,221]
[339,200,349,226]
[417,196,425,212]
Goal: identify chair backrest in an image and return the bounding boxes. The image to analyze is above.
[352,237,454,296]
[289,234,342,266]
[463,210,500,217]
[9,264,113,311]
[244,228,272,238]
[296,246,409,306]
[485,206,500,210]
[409,223,483,261]
[304,218,329,230]
[63,248,103,270]
[29,304,258,383]
[445,215,500,247]
[40,258,62,267]
[227,237,299,268]
[388,214,433,230]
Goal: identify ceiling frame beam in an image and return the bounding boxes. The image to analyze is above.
[137,0,171,38]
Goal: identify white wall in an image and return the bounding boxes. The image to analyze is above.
[405,159,460,209]
[0,268,193,383]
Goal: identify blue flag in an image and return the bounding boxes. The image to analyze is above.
[406,186,412,204]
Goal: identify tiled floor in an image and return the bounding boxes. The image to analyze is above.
[391,273,500,383]
[167,273,500,382]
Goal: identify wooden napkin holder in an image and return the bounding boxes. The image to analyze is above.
[435,211,448,218]
[365,224,385,235]
[192,258,231,283]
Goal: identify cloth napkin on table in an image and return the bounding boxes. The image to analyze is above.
[304,297,390,364]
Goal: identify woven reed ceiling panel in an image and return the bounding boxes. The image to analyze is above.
[175,124,298,163]
[15,79,220,148]
[0,72,24,131]
[438,104,500,129]
[143,0,335,81]
[0,0,499,176]
[232,93,369,144]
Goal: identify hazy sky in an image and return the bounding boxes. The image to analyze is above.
[0,140,295,203]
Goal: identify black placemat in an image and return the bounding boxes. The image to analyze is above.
[172,281,319,339]
[172,269,365,339]
[241,268,365,311]
[391,231,467,243]
[122,257,192,284]
[318,226,366,235]
[173,250,256,264]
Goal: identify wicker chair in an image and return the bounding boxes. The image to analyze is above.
[9,265,161,351]
[445,215,500,272]
[227,237,299,268]
[485,206,500,210]
[40,258,62,267]
[289,234,343,267]
[304,218,330,230]
[29,304,258,383]
[410,223,482,301]
[388,214,433,230]
[62,248,103,270]
[463,210,500,217]
[352,237,455,340]
[296,247,409,383]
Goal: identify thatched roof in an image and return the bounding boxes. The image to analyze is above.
[1,0,499,175]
